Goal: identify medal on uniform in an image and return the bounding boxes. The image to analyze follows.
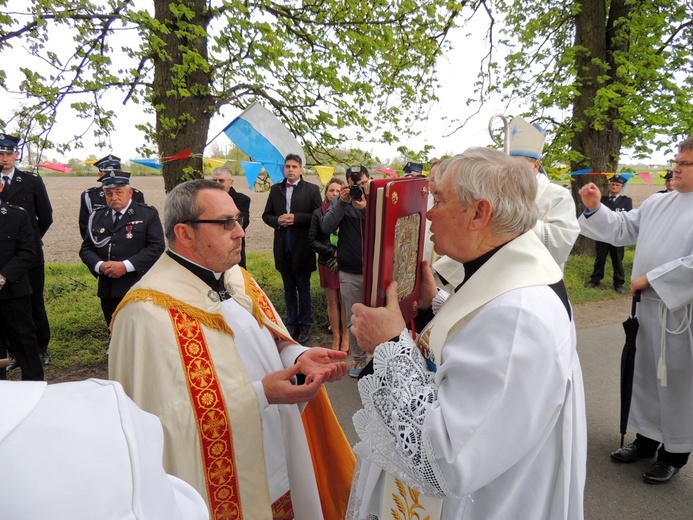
[99,228,105,233]
[126,224,133,239]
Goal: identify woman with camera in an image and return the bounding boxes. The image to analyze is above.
[309,177,349,351]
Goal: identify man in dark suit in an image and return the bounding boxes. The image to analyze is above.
[79,154,146,239]
[0,132,53,366]
[262,154,321,343]
[211,166,251,268]
[585,174,633,293]
[79,170,165,328]
[0,182,43,381]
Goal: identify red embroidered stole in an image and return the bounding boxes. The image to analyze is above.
[169,308,243,520]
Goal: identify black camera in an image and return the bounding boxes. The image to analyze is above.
[348,165,366,201]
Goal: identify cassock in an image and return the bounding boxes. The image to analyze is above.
[348,232,587,520]
[579,190,693,451]
[109,254,352,519]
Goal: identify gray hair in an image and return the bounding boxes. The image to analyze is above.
[437,147,538,237]
[212,166,233,178]
[679,137,693,153]
[164,179,225,242]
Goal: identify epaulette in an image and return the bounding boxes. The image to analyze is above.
[92,205,111,213]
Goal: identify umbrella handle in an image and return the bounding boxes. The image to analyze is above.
[630,290,641,317]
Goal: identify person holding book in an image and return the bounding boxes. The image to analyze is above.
[347,148,586,519]
[309,177,349,351]
[321,165,371,378]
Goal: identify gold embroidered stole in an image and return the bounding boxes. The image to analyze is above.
[169,307,243,520]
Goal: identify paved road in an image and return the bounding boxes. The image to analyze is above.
[326,320,693,519]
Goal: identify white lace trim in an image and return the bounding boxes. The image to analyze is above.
[431,289,449,314]
[345,459,380,520]
[352,330,458,499]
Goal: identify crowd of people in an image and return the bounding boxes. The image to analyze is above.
[1,123,692,519]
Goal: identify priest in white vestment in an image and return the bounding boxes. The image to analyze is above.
[109,179,349,519]
[578,136,693,485]
[347,149,587,519]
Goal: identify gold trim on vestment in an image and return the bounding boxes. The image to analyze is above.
[112,288,234,338]
[169,307,242,520]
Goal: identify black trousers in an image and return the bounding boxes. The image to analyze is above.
[0,295,44,381]
[590,241,625,287]
[100,297,123,330]
[634,433,690,468]
[28,264,51,354]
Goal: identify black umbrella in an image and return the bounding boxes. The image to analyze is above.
[619,290,641,447]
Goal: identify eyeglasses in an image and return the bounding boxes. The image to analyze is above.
[184,217,245,230]
[671,160,693,168]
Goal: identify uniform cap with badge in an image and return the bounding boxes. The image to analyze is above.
[0,133,21,152]
[94,155,122,174]
[98,170,132,190]
[663,170,673,181]
[403,161,424,175]
[610,175,627,185]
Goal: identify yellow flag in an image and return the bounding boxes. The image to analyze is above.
[315,166,336,186]
[203,157,229,170]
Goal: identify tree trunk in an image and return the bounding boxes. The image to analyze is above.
[569,0,630,254]
[152,0,214,192]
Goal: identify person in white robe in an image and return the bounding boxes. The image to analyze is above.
[347,149,587,520]
[0,379,208,520]
[578,136,693,485]
[109,179,349,519]
[433,117,579,291]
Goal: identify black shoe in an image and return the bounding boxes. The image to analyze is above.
[40,353,50,366]
[610,443,656,463]
[643,460,679,484]
[297,330,311,344]
[614,286,625,294]
[584,281,600,288]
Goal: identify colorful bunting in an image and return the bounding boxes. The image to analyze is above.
[162,148,192,161]
[240,161,264,188]
[131,158,162,170]
[203,158,229,171]
[35,163,72,173]
[314,166,336,186]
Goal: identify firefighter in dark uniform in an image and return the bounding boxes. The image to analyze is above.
[0,133,53,367]
[0,182,43,381]
[79,170,165,329]
[79,155,146,239]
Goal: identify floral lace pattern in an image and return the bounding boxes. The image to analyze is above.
[432,289,449,314]
[352,331,457,499]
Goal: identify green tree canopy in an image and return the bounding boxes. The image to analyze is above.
[1,0,469,190]
[470,0,692,171]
